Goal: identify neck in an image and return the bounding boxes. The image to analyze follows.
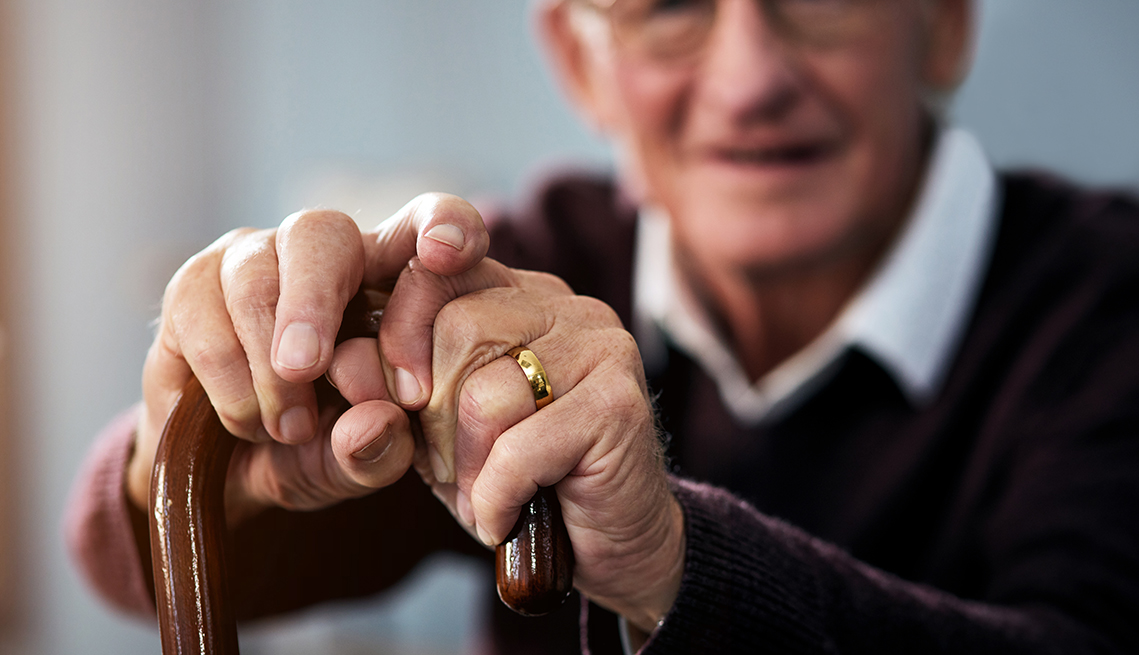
[676,235,894,382]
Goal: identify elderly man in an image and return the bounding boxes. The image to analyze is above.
[68,0,1139,652]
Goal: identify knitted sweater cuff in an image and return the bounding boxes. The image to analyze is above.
[641,476,834,654]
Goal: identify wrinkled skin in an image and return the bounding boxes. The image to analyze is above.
[128,0,973,635]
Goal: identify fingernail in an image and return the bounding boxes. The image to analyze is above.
[394,368,422,405]
[424,224,465,251]
[429,446,452,483]
[456,489,474,527]
[352,427,391,462]
[279,406,315,444]
[277,322,320,371]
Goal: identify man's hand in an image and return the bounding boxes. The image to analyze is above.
[374,257,686,633]
[126,194,489,523]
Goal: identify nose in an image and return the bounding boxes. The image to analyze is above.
[698,0,802,123]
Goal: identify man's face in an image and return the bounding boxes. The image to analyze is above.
[549,0,969,278]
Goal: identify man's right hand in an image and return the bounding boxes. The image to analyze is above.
[125,194,490,524]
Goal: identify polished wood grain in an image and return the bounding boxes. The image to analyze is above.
[149,288,569,653]
[149,377,239,655]
[495,486,574,616]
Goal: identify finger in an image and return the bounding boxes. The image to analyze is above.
[423,287,605,484]
[469,350,655,547]
[272,209,366,384]
[450,333,598,495]
[330,400,415,490]
[452,357,534,495]
[362,193,490,287]
[162,236,264,440]
[379,257,521,409]
[467,390,590,548]
[132,338,195,510]
[140,326,193,451]
[133,232,265,510]
[218,229,319,444]
[447,345,578,534]
[230,400,414,516]
[327,337,387,405]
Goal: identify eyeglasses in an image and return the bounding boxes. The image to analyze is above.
[575,0,886,62]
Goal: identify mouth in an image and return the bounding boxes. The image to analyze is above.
[714,141,838,167]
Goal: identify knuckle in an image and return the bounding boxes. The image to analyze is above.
[184,334,239,372]
[590,327,646,383]
[164,250,212,306]
[457,380,492,432]
[211,392,259,432]
[489,437,526,480]
[266,475,318,511]
[601,375,649,422]
[224,272,280,316]
[416,192,477,220]
[281,210,362,259]
[209,227,264,255]
[591,336,652,417]
[434,299,484,352]
[285,208,354,230]
[148,326,181,371]
[523,270,574,296]
[603,326,641,361]
[163,228,270,310]
[183,342,259,413]
[572,294,623,328]
[264,458,335,511]
[271,477,315,510]
[472,458,515,512]
[457,373,511,439]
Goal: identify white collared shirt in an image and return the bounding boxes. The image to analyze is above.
[632,128,999,425]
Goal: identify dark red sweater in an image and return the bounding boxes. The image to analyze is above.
[67,172,1139,654]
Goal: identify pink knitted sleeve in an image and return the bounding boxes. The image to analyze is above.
[63,407,155,617]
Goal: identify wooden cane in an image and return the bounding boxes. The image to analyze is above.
[148,289,571,654]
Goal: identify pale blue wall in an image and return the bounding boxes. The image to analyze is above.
[4,1,1137,654]
[208,0,608,227]
[955,0,1139,188]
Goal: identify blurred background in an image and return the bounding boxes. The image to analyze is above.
[0,0,1137,653]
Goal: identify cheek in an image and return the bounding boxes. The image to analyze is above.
[611,59,686,142]
[814,37,930,219]
[608,59,693,202]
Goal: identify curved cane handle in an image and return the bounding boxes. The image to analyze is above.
[495,486,574,615]
[148,290,570,654]
[149,376,239,655]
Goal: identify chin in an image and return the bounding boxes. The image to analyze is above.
[673,191,866,273]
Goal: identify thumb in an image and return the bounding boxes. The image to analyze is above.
[362,193,490,287]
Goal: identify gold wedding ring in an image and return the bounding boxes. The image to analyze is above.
[508,346,553,410]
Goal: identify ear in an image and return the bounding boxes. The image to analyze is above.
[535,0,613,133]
[921,0,974,90]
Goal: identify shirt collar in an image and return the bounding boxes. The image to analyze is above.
[633,128,999,424]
